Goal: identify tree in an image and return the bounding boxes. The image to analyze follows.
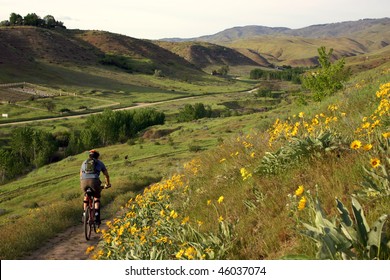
[43,15,56,28]
[0,149,23,183]
[218,65,230,76]
[9,13,23,25]
[177,103,212,122]
[302,46,351,101]
[23,13,41,26]
[10,127,34,164]
[31,130,57,167]
[212,65,230,76]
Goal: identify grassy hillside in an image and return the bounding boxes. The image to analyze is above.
[87,63,390,260]
[177,18,390,68]
[0,57,388,259]
[155,41,260,69]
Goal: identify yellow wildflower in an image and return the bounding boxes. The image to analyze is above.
[181,216,190,225]
[218,216,224,222]
[217,196,224,204]
[170,210,178,219]
[207,200,211,205]
[382,132,390,138]
[184,246,197,260]
[362,144,373,151]
[298,112,305,118]
[86,246,95,254]
[295,185,304,196]
[298,196,307,210]
[370,158,381,168]
[350,140,362,150]
[176,249,185,259]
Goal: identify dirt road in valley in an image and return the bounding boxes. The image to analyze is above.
[0,97,196,127]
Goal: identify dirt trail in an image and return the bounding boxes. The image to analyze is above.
[24,222,106,260]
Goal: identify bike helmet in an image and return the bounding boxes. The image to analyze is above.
[89,149,100,159]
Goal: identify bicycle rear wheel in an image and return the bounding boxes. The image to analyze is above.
[84,207,92,240]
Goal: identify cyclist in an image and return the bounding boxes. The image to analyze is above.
[80,149,111,225]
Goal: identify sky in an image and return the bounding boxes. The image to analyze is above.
[0,0,389,39]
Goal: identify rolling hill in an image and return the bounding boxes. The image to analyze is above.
[0,17,389,84]
[155,41,260,68]
[0,26,206,82]
[161,18,390,68]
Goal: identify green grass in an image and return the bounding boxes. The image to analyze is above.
[0,62,255,124]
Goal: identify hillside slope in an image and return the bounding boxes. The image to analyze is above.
[0,27,206,78]
[155,41,261,68]
[162,18,390,67]
[0,26,264,83]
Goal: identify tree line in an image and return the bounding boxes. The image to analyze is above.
[0,108,164,184]
[249,66,305,84]
[0,12,65,29]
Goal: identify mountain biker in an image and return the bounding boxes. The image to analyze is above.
[80,149,111,225]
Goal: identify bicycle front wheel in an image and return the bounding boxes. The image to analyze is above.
[84,207,92,241]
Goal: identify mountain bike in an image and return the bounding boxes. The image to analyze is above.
[83,184,110,241]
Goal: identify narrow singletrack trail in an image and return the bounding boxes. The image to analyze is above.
[24,222,107,260]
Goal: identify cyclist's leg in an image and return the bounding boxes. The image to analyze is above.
[91,180,102,224]
[80,180,91,212]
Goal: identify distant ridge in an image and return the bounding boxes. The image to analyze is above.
[160,18,390,42]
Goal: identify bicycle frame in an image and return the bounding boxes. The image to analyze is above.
[84,187,97,241]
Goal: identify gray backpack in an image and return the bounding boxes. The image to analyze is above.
[84,158,97,174]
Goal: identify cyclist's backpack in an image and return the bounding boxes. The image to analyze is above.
[84,158,97,174]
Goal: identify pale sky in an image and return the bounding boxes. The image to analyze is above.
[0,0,389,39]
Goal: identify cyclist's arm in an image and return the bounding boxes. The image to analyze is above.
[102,169,111,187]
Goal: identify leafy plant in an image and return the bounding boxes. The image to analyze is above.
[257,131,341,175]
[301,196,390,259]
[360,136,390,197]
[302,46,350,101]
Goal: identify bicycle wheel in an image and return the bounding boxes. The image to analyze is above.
[84,207,92,240]
[92,209,97,233]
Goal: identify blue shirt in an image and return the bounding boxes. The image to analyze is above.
[80,159,107,180]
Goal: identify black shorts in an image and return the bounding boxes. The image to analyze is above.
[80,178,102,198]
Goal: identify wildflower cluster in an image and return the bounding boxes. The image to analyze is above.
[89,172,234,260]
[349,83,390,195]
[267,104,345,147]
[183,159,201,176]
[355,82,390,138]
[287,185,309,214]
[296,82,390,259]
[240,167,252,181]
